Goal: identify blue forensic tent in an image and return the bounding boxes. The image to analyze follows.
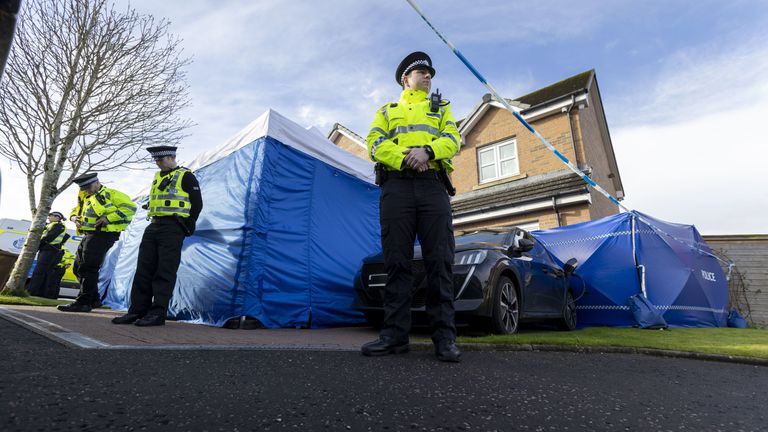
[532,210,728,328]
[99,109,381,328]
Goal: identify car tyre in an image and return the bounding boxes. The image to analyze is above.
[489,275,519,334]
[363,310,384,329]
[558,290,577,331]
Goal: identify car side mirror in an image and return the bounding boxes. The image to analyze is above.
[563,258,578,277]
[508,238,534,256]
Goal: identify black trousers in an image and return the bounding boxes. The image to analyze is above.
[74,231,120,305]
[28,248,61,297]
[44,266,67,299]
[379,175,456,345]
[128,219,186,316]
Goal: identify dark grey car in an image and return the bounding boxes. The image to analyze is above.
[354,227,579,334]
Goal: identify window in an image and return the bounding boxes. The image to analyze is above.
[478,138,519,183]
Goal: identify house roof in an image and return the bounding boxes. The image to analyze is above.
[517,69,594,109]
[451,170,589,216]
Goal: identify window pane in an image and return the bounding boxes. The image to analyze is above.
[499,142,516,160]
[478,148,495,166]
[481,164,496,181]
[501,159,518,176]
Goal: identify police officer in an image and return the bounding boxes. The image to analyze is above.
[112,146,202,326]
[58,174,136,312]
[28,211,67,297]
[361,52,462,362]
[43,245,75,299]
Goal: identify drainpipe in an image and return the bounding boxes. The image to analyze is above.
[565,95,578,168]
[551,196,561,227]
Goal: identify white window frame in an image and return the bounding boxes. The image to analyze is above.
[477,138,519,183]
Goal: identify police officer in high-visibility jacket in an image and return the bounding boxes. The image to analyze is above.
[361,51,462,362]
[58,173,136,312]
[44,246,75,299]
[28,211,67,297]
[112,146,202,327]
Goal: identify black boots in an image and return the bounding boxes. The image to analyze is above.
[134,314,165,327]
[111,313,144,325]
[361,337,410,356]
[57,302,92,313]
[435,341,461,363]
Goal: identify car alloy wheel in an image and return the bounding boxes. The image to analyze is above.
[491,276,519,334]
[558,290,577,331]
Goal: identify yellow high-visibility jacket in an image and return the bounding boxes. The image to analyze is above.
[366,89,460,172]
[76,186,136,233]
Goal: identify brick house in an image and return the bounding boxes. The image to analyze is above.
[328,69,624,232]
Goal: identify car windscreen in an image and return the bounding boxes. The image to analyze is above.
[455,231,508,246]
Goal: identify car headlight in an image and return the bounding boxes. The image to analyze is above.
[454,250,487,266]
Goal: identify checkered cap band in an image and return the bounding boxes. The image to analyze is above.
[150,150,176,158]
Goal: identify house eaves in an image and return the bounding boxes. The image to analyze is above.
[451,169,590,217]
[327,122,366,150]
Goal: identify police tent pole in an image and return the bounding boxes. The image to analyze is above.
[404,0,629,213]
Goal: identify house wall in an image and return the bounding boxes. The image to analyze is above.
[332,134,368,161]
[454,107,578,195]
[702,235,768,327]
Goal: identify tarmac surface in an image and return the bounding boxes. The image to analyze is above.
[2,306,768,431]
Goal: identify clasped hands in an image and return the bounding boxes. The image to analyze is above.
[402,147,430,172]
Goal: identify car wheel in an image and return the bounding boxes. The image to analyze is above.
[490,276,519,334]
[558,290,577,331]
[363,310,383,329]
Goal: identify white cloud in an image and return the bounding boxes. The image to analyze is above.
[613,93,768,234]
[611,34,768,234]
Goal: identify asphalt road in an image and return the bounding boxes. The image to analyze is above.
[2,319,767,432]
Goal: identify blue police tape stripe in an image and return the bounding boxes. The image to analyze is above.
[553,149,570,164]
[582,175,597,187]
[454,50,486,84]
[513,111,535,133]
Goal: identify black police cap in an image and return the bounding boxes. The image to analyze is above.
[395,51,436,86]
[73,173,99,189]
[146,145,177,159]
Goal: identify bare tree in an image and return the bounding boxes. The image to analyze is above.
[0,0,191,295]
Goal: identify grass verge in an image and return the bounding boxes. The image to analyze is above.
[0,295,68,306]
[459,327,768,359]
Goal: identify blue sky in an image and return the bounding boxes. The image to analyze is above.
[2,0,767,234]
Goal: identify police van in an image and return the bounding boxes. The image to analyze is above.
[0,218,82,298]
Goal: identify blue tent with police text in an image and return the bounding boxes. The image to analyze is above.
[532,211,728,328]
[99,109,380,328]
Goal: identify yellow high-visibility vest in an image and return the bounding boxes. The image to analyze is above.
[148,167,191,218]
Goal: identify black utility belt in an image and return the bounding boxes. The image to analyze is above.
[151,216,185,224]
[387,169,439,180]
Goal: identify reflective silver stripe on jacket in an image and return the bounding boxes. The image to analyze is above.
[150,206,190,215]
[370,135,386,160]
[388,124,440,139]
[440,132,458,146]
[153,194,191,202]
